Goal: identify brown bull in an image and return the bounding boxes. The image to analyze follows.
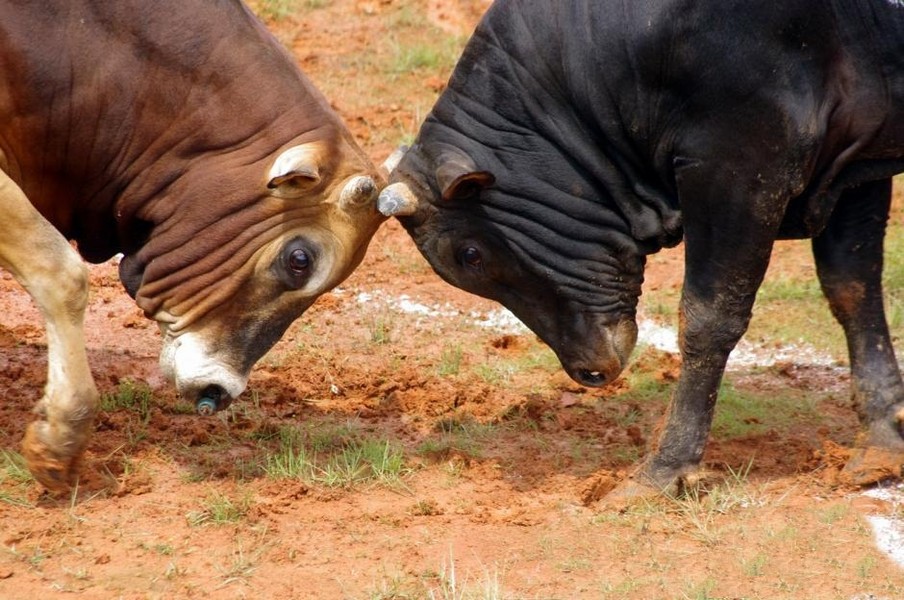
[0,0,386,490]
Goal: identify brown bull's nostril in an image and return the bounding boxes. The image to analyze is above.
[196,385,229,416]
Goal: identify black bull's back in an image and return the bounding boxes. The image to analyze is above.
[381,0,904,496]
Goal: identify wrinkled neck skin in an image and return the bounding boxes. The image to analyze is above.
[390,0,698,386]
[119,134,351,332]
[397,142,645,377]
[398,0,686,323]
[0,0,376,334]
[109,48,373,334]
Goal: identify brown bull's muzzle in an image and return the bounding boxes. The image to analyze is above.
[158,331,249,414]
[561,318,638,388]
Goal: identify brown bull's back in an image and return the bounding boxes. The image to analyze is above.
[0,0,359,262]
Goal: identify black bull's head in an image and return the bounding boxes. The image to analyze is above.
[379,143,652,388]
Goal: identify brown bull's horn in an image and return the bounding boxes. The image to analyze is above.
[339,175,377,209]
[377,182,419,217]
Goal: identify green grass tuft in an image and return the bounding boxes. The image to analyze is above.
[264,424,410,488]
[186,491,253,527]
[387,37,465,75]
[101,379,154,424]
[0,450,33,508]
[884,216,904,333]
[369,315,394,345]
[0,449,31,484]
[437,345,463,377]
[711,380,820,439]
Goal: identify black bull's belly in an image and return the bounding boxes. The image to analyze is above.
[386,0,904,495]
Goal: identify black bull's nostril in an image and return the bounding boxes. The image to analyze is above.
[195,385,231,416]
[577,369,609,387]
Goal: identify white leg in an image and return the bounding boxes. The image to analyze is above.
[0,169,98,491]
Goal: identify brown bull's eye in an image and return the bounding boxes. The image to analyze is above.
[288,248,310,274]
[274,237,317,290]
[459,246,482,268]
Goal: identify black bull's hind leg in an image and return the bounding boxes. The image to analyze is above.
[0,167,98,492]
[814,178,904,483]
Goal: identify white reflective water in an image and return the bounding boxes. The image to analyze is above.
[863,485,904,569]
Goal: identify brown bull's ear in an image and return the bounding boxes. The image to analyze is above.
[267,143,323,198]
[439,170,495,202]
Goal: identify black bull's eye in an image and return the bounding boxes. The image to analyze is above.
[459,246,482,268]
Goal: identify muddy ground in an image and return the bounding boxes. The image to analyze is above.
[2,1,904,599]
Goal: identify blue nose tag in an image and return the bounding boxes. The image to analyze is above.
[196,397,218,416]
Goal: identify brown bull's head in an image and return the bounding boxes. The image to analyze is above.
[119,135,386,413]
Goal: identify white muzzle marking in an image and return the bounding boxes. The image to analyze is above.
[159,332,247,400]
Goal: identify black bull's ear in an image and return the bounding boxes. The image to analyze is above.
[439,170,495,202]
[433,145,495,202]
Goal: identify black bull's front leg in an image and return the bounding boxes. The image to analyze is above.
[614,159,783,496]
[644,242,775,489]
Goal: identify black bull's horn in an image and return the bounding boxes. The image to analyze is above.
[377,182,419,217]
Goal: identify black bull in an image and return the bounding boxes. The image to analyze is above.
[380,0,904,496]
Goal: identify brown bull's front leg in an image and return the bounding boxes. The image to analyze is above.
[0,168,98,492]
[21,302,98,492]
